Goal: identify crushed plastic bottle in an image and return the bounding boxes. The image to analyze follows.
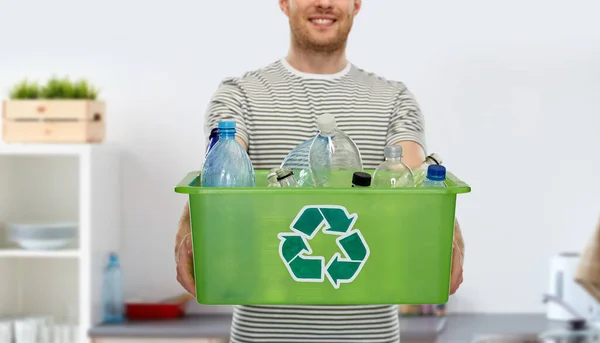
[423,165,447,188]
[280,137,316,187]
[414,153,443,187]
[276,167,300,187]
[267,168,281,187]
[308,113,363,187]
[372,145,415,188]
[201,121,255,187]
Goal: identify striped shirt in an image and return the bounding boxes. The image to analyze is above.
[203,58,426,343]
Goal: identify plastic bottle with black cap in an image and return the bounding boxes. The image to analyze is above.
[352,172,372,188]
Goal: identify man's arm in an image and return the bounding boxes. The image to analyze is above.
[450,217,464,294]
[389,85,464,294]
[393,141,464,294]
[395,141,425,170]
[386,85,427,170]
[175,78,248,295]
[175,202,195,295]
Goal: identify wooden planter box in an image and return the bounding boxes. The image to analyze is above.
[2,100,105,143]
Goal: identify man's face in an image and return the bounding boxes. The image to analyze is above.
[280,0,362,53]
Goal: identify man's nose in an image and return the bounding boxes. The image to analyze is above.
[314,0,333,9]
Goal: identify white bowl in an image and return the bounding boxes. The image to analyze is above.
[6,222,77,251]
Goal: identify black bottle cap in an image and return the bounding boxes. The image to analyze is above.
[352,171,372,187]
[568,319,587,331]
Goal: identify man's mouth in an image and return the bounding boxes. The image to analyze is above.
[309,17,337,27]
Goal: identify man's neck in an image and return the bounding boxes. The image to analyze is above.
[285,47,348,75]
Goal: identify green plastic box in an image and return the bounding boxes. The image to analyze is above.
[175,169,470,305]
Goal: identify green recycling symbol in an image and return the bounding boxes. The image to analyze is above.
[277,205,370,289]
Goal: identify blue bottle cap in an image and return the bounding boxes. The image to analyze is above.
[109,252,119,263]
[426,165,446,181]
[218,121,236,130]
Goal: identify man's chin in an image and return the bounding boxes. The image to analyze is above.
[307,39,346,52]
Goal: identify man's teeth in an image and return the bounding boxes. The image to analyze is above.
[312,19,334,24]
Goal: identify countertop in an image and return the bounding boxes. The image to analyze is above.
[88,313,577,342]
[89,313,445,340]
[436,313,559,342]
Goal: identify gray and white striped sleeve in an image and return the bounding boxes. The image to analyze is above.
[386,85,427,152]
[203,77,250,148]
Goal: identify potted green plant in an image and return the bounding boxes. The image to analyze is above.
[2,76,105,143]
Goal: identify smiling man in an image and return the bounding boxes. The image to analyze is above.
[175,0,465,342]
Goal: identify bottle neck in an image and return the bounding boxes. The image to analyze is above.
[219,128,236,140]
[385,156,402,163]
[319,128,337,137]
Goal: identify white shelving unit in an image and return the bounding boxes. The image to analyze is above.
[0,143,120,343]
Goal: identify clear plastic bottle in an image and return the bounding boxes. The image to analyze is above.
[414,153,443,187]
[102,252,124,323]
[205,127,219,157]
[267,168,280,187]
[280,137,316,187]
[352,171,372,188]
[372,145,415,188]
[423,165,447,188]
[308,113,363,188]
[201,121,255,187]
[276,167,300,187]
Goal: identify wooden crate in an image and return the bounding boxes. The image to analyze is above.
[2,100,105,143]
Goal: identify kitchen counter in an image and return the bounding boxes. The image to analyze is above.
[89,314,233,339]
[437,313,552,342]
[88,313,445,341]
[89,313,575,342]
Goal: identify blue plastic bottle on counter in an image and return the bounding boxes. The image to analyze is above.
[102,252,124,323]
[201,121,256,187]
[423,165,447,188]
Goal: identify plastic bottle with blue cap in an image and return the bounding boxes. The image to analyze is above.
[423,165,447,188]
[414,153,443,187]
[102,252,124,323]
[201,121,256,187]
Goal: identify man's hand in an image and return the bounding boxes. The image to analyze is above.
[393,141,465,294]
[175,203,196,296]
[175,135,245,296]
[449,218,464,294]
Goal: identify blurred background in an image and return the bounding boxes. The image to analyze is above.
[0,0,599,342]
